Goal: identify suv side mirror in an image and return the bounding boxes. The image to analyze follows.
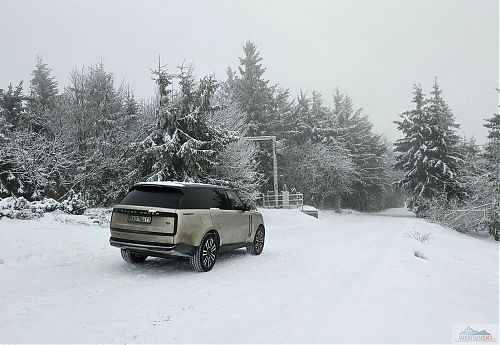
[243,203,251,212]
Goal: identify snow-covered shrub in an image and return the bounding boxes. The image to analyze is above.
[414,249,427,260]
[60,190,87,215]
[0,197,43,219]
[85,208,112,225]
[31,198,60,212]
[404,231,432,243]
[0,192,88,219]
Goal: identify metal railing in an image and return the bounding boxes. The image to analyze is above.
[258,191,304,209]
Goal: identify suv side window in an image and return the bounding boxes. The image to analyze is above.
[181,188,222,209]
[225,190,244,210]
[214,189,231,210]
[213,189,230,209]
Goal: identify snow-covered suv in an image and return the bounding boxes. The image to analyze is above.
[109,181,265,272]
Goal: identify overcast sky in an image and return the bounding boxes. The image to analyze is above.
[0,0,498,143]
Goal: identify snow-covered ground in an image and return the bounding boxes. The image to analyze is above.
[0,208,498,343]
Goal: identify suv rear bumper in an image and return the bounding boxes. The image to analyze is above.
[109,237,197,258]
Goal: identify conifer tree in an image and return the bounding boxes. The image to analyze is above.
[227,41,287,192]
[484,112,500,226]
[394,85,431,213]
[132,64,233,183]
[332,89,388,211]
[0,82,25,196]
[484,113,500,172]
[26,56,59,132]
[425,79,463,199]
[0,82,25,130]
[235,41,275,136]
[394,82,463,214]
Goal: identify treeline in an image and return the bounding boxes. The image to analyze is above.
[394,82,500,237]
[1,41,497,235]
[0,42,403,211]
[9,42,478,218]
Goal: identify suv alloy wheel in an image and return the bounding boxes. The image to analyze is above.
[190,233,218,272]
[247,225,265,255]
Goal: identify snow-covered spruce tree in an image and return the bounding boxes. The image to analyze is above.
[455,137,487,205]
[25,56,59,133]
[0,82,24,131]
[233,41,276,137]
[277,91,356,209]
[0,124,11,196]
[484,113,500,179]
[130,64,233,184]
[331,89,389,211]
[394,83,462,215]
[280,91,326,145]
[0,81,25,197]
[483,113,500,235]
[226,41,289,192]
[424,79,463,199]
[394,85,431,213]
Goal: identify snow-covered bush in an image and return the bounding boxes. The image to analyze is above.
[32,198,60,212]
[60,190,87,215]
[85,208,112,225]
[0,197,44,219]
[0,192,87,219]
[404,231,432,243]
[414,249,427,260]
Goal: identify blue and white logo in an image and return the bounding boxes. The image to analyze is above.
[455,326,496,343]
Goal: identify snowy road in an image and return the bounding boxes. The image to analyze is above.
[0,208,498,343]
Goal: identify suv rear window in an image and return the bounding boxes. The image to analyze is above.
[120,186,183,208]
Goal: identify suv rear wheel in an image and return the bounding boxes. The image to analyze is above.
[121,249,148,263]
[247,225,265,255]
[190,233,218,272]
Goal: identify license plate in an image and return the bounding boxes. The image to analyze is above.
[127,215,152,224]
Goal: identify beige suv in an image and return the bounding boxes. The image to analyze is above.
[109,181,265,272]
